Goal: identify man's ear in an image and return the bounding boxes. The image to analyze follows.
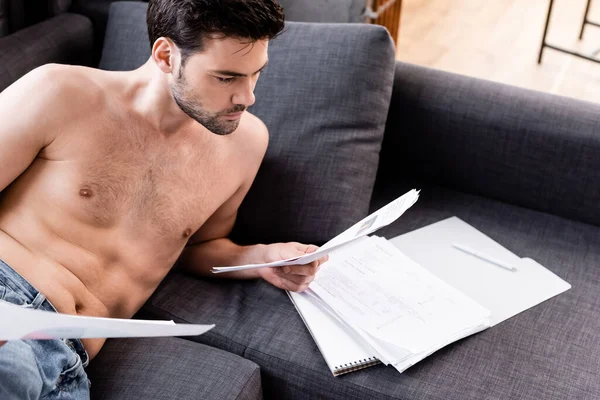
[152,37,178,74]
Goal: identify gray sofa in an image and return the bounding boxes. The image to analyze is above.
[84,2,600,399]
[0,0,365,90]
[2,1,600,399]
[0,0,94,91]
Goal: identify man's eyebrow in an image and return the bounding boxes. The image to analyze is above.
[211,60,269,77]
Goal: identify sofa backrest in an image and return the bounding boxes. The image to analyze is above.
[5,0,72,33]
[0,12,93,93]
[100,1,397,245]
[98,1,149,71]
[0,0,7,37]
[278,0,365,23]
[376,61,600,227]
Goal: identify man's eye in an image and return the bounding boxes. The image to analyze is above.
[216,77,235,83]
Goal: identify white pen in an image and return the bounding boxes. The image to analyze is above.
[452,243,518,272]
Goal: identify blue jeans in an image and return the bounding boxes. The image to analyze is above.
[0,259,91,400]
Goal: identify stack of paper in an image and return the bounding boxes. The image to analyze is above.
[209,188,571,377]
[288,216,571,376]
[290,235,491,374]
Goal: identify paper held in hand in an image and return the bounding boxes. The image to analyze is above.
[0,300,214,341]
[211,189,420,274]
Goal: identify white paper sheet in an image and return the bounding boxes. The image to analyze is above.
[287,216,571,376]
[392,321,489,373]
[211,189,420,274]
[309,236,490,354]
[388,217,572,327]
[0,300,214,340]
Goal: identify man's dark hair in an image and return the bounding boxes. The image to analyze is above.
[147,0,285,62]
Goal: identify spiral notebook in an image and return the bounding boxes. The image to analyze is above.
[287,234,492,376]
[287,289,381,376]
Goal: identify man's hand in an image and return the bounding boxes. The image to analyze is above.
[0,341,5,348]
[257,242,329,292]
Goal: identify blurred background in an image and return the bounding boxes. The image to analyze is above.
[397,0,600,104]
[3,0,600,103]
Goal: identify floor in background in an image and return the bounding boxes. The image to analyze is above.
[396,0,600,104]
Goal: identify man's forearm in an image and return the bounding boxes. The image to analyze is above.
[178,238,266,279]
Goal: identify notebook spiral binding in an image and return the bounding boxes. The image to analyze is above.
[333,357,381,376]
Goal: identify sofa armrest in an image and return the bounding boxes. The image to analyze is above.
[377,61,600,226]
[0,13,94,92]
[86,337,262,400]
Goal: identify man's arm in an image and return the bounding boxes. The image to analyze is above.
[177,113,269,277]
[178,207,327,292]
[0,65,69,192]
[0,65,76,348]
[176,186,265,280]
[176,115,327,292]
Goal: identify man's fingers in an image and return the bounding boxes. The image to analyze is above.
[292,243,318,254]
[303,244,319,254]
[279,262,320,276]
[0,341,6,348]
[281,273,314,286]
[271,274,310,292]
[282,280,310,292]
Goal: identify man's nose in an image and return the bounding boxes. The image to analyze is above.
[233,80,256,107]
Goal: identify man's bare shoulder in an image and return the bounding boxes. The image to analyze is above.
[8,64,109,116]
[0,64,114,154]
[234,111,269,162]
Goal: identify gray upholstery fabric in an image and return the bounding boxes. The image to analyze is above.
[73,0,145,65]
[98,1,149,71]
[379,62,600,227]
[235,22,395,244]
[87,337,262,400]
[7,0,24,32]
[143,185,600,399]
[13,0,50,29]
[0,13,93,92]
[49,0,72,15]
[99,2,396,245]
[279,0,365,23]
[348,0,366,22]
[0,0,8,37]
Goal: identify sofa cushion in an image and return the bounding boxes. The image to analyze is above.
[0,13,94,92]
[99,2,396,245]
[87,337,262,400]
[143,184,600,399]
[232,22,395,245]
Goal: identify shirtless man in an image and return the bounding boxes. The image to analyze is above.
[0,1,328,398]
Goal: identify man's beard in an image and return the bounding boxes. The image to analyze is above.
[171,72,245,136]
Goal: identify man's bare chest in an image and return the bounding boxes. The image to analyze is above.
[38,122,238,239]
